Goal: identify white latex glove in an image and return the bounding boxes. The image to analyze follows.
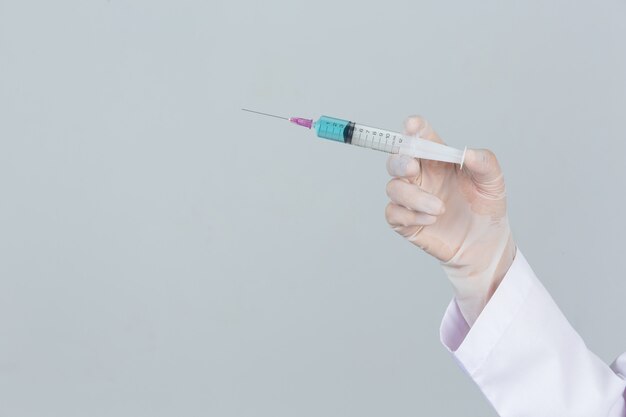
[385,116,516,325]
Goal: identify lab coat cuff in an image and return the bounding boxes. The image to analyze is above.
[440,250,537,376]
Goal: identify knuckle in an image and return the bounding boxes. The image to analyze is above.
[385,179,398,197]
[386,155,398,175]
[384,203,396,224]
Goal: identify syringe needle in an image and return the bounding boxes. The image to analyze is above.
[241,108,289,121]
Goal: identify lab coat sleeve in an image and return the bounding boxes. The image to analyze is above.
[440,250,626,417]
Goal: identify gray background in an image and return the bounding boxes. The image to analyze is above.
[1,0,625,416]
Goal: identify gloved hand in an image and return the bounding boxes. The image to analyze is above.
[385,116,516,325]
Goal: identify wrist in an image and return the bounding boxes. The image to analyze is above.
[487,234,517,299]
[441,224,515,325]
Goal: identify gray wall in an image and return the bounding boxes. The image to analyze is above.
[1,0,625,416]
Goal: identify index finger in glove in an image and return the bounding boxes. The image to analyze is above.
[387,154,420,178]
[404,115,445,145]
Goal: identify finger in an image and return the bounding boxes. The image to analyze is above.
[386,179,445,215]
[463,148,500,179]
[463,149,506,197]
[404,115,445,144]
[386,154,420,178]
[385,203,437,227]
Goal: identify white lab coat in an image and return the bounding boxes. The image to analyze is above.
[440,251,626,417]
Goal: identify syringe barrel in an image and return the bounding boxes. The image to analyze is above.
[313,115,465,165]
[314,115,403,153]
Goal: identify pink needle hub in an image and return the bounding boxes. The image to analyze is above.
[289,117,314,129]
